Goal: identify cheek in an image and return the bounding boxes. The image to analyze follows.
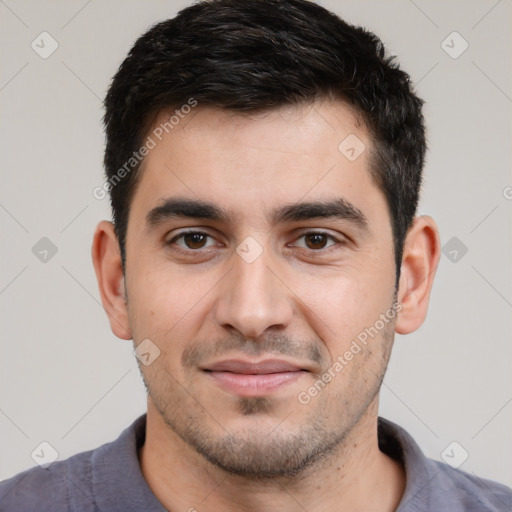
[291,261,395,357]
[126,264,218,354]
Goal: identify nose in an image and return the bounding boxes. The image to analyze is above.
[213,247,294,339]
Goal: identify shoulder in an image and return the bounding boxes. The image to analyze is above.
[0,448,96,512]
[427,459,512,511]
[378,417,512,512]
[0,415,147,512]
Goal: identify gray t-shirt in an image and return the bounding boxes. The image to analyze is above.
[1,414,511,511]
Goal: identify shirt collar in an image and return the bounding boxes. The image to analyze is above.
[92,414,167,512]
[378,417,438,512]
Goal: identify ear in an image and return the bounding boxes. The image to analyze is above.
[91,220,132,340]
[395,215,441,335]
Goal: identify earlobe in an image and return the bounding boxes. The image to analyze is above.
[91,220,132,340]
[395,216,441,335]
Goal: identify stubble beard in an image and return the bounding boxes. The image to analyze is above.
[139,321,395,480]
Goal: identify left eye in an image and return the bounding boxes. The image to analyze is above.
[292,232,337,250]
[172,232,217,250]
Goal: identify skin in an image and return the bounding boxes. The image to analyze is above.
[92,99,440,512]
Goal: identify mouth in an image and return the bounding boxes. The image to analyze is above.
[201,359,308,397]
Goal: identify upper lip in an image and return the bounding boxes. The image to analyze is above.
[203,359,305,374]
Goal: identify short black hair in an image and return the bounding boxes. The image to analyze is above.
[103,0,426,283]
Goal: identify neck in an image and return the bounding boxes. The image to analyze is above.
[139,399,405,512]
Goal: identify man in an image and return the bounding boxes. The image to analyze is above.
[1,0,511,510]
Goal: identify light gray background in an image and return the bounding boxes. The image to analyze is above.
[1,0,511,488]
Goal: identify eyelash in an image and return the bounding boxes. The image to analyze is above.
[166,230,345,254]
[167,230,220,254]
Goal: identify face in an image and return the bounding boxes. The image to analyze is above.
[123,100,398,478]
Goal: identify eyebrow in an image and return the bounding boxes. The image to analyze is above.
[146,198,228,227]
[146,197,368,230]
[271,198,368,229]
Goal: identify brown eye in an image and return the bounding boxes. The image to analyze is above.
[304,233,329,249]
[169,231,217,251]
[183,232,208,249]
[290,231,339,251]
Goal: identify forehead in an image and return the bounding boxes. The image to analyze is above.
[129,99,387,228]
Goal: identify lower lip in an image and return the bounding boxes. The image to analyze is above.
[207,371,305,396]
